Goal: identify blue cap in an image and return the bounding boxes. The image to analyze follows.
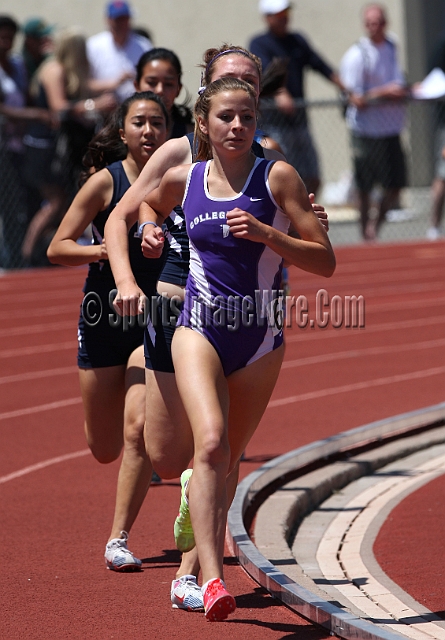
[106,1,132,19]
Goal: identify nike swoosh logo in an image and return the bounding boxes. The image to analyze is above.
[173,586,186,602]
[250,197,263,202]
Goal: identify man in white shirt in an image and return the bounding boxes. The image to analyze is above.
[340,3,408,241]
[87,1,152,103]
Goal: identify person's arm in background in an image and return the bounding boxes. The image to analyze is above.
[250,36,330,232]
[339,44,366,108]
[39,59,116,121]
[250,35,297,116]
[0,103,52,124]
[302,32,347,94]
[340,41,407,109]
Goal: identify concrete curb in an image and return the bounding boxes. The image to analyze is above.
[227,402,445,640]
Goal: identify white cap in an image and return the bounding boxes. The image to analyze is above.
[259,0,291,14]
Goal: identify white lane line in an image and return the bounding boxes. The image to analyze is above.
[282,338,445,369]
[2,366,443,429]
[2,264,438,304]
[0,290,83,304]
[268,366,445,408]
[286,279,444,299]
[0,321,73,337]
[351,296,445,314]
[0,366,78,385]
[0,397,82,421]
[0,274,85,292]
[0,342,76,359]
[333,254,445,274]
[8,339,441,384]
[324,269,445,291]
[317,454,445,639]
[285,315,444,343]
[0,304,78,321]
[0,449,91,485]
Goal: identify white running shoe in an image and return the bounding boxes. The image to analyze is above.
[104,530,142,572]
[171,575,204,611]
[426,226,441,241]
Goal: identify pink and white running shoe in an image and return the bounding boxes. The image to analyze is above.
[203,578,236,621]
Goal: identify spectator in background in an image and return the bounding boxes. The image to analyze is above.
[249,0,345,197]
[21,27,117,265]
[87,1,152,103]
[21,18,54,82]
[0,14,31,268]
[0,15,27,162]
[426,36,445,240]
[340,3,408,241]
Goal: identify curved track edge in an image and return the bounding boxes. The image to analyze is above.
[227,402,445,640]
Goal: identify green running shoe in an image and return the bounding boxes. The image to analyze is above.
[174,469,195,552]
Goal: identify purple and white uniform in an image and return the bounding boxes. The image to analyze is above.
[179,157,289,376]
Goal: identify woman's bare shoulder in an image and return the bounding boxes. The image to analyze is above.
[150,135,192,171]
[136,135,193,193]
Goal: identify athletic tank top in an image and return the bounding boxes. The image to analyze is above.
[182,157,289,314]
[158,135,266,286]
[86,161,166,294]
[159,205,190,286]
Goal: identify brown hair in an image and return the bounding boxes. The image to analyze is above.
[200,44,262,87]
[193,77,257,161]
[55,28,90,99]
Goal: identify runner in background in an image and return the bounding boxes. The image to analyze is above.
[47,92,169,572]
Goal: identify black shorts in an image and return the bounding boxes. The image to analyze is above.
[351,134,406,192]
[144,295,183,373]
[77,282,146,369]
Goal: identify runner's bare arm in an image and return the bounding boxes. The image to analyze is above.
[105,136,192,297]
[139,165,190,259]
[227,161,335,278]
[47,170,112,266]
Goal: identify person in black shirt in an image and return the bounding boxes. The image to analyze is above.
[249,0,345,196]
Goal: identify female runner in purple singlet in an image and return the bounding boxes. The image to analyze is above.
[139,77,336,621]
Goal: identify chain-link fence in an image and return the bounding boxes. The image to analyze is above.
[0,98,443,271]
[0,113,98,271]
[258,96,444,246]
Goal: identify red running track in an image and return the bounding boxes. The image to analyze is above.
[1,240,444,639]
[374,466,445,617]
